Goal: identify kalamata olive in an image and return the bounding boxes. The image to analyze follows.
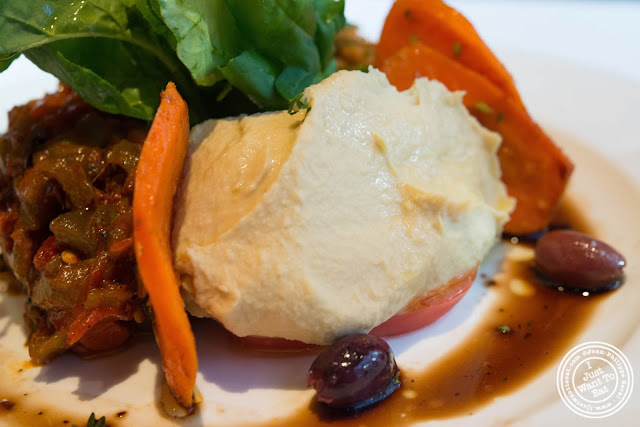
[307,333,400,410]
[534,230,626,292]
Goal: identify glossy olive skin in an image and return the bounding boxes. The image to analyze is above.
[534,230,626,292]
[307,333,400,410]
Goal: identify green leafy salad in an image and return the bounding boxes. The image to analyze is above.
[0,0,346,124]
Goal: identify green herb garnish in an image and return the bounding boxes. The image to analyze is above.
[497,325,511,334]
[452,41,462,57]
[288,93,312,115]
[72,413,106,427]
[216,83,233,102]
[475,102,494,115]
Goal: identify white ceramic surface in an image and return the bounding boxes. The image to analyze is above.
[1,1,639,426]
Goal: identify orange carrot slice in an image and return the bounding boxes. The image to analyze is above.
[133,82,196,408]
[375,0,522,104]
[381,44,573,234]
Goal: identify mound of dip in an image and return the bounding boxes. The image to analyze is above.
[172,69,514,344]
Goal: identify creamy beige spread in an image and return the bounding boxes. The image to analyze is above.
[172,69,514,344]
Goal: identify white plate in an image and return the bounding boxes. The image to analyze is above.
[1,1,640,426]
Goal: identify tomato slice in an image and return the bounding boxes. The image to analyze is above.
[237,268,477,350]
[370,268,476,337]
[236,336,319,352]
[72,319,132,357]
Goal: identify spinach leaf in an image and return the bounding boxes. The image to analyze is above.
[25,38,171,121]
[155,0,345,109]
[134,0,177,48]
[275,66,314,103]
[0,0,345,121]
[225,0,321,73]
[0,54,18,72]
[313,0,346,71]
[219,51,280,109]
[152,0,243,87]
[0,0,199,121]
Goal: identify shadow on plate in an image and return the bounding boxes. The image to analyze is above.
[33,333,161,402]
[193,318,318,394]
[151,366,207,427]
[0,292,29,339]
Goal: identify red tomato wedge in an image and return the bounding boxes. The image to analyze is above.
[371,268,476,337]
[238,269,477,350]
[73,319,132,358]
[237,336,320,352]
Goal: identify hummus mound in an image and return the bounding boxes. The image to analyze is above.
[172,69,514,344]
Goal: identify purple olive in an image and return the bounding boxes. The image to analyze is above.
[307,333,400,410]
[534,230,626,292]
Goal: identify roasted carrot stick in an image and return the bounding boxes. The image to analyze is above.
[133,82,196,408]
[375,0,523,105]
[381,44,573,234]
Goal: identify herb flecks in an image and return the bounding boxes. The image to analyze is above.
[216,83,232,102]
[496,325,512,334]
[72,413,106,427]
[475,102,494,115]
[452,41,462,57]
[288,93,312,115]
